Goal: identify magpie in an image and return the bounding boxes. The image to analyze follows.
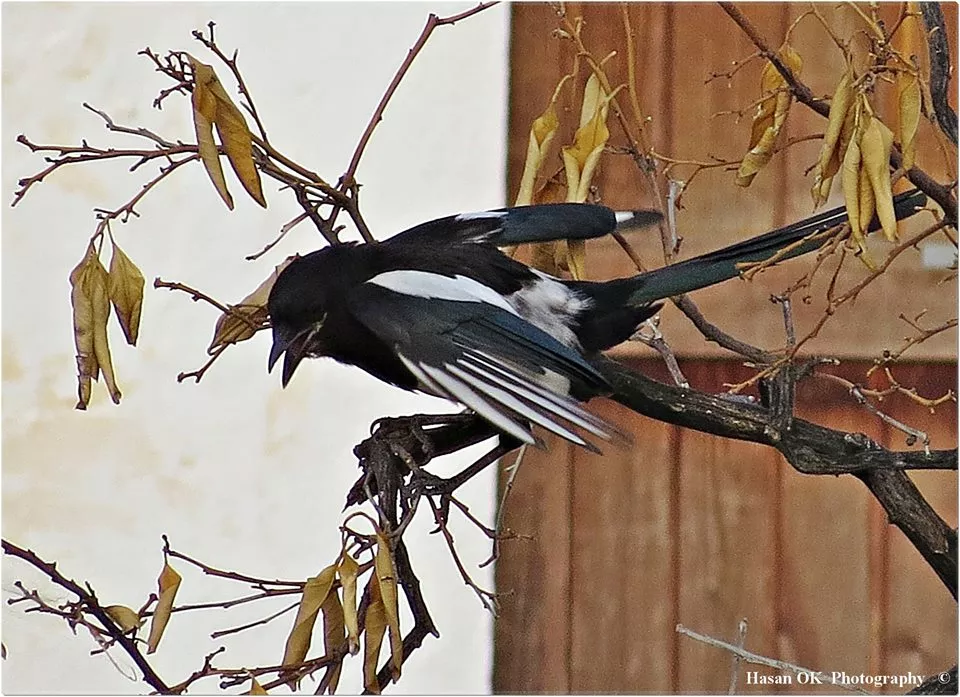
[268,190,927,451]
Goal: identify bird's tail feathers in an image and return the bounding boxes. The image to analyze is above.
[627,189,928,306]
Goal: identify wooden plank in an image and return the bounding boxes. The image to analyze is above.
[877,363,958,692]
[567,397,677,692]
[774,366,878,693]
[674,361,781,693]
[493,437,574,693]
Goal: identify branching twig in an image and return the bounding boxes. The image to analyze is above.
[2,540,170,693]
[677,623,869,694]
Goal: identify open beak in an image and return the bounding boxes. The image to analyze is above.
[268,326,312,388]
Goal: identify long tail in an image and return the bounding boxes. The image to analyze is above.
[626,189,928,306]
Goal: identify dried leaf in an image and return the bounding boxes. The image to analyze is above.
[206,76,266,208]
[70,241,121,408]
[362,577,387,694]
[190,57,234,210]
[897,72,922,170]
[248,677,268,695]
[550,73,614,281]
[319,590,346,694]
[859,114,897,241]
[841,112,865,240]
[108,242,145,346]
[70,243,100,410]
[104,605,142,633]
[282,565,337,670]
[374,534,402,681]
[514,76,567,207]
[854,161,877,264]
[737,44,802,187]
[562,73,610,203]
[208,258,294,353]
[338,553,360,655]
[147,562,181,654]
[811,66,855,207]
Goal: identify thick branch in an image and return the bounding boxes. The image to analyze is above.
[920,2,958,146]
[591,355,958,598]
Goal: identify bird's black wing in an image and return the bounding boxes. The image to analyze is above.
[346,280,617,451]
[388,204,661,247]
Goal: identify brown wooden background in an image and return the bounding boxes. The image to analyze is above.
[494,3,957,693]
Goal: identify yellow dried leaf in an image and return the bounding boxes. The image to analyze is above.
[578,72,605,130]
[147,562,181,654]
[841,119,864,239]
[897,72,921,170]
[338,553,360,655]
[811,66,855,207]
[854,162,876,259]
[565,239,587,282]
[248,677,268,695]
[207,77,266,208]
[895,2,925,59]
[282,565,337,669]
[859,115,897,241]
[69,243,100,410]
[190,57,234,210]
[374,534,402,680]
[70,242,121,407]
[108,242,145,346]
[319,590,346,694]
[735,102,783,187]
[514,75,566,207]
[362,577,387,694]
[104,605,141,633]
[209,258,294,353]
[737,44,802,187]
[562,114,609,201]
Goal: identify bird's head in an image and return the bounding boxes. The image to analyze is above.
[267,252,330,387]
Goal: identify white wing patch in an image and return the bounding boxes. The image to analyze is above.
[368,270,519,315]
[506,273,592,349]
[396,348,616,452]
[455,210,507,221]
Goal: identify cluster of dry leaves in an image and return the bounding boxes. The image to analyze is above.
[738,3,928,268]
[68,57,267,409]
[69,237,144,409]
[512,24,623,279]
[96,517,404,694]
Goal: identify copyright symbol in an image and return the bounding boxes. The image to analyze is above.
[938,672,951,684]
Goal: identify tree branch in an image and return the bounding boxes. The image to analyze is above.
[920,2,958,146]
[1,540,170,693]
[591,354,958,598]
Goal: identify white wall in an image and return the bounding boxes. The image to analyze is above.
[2,3,509,693]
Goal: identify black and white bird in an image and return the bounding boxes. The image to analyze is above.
[267,191,926,451]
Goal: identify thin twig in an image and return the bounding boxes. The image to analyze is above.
[677,623,869,694]
[427,497,498,614]
[727,618,749,695]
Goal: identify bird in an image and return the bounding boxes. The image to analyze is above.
[267,190,927,452]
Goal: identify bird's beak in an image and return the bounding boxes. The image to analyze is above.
[268,325,312,388]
